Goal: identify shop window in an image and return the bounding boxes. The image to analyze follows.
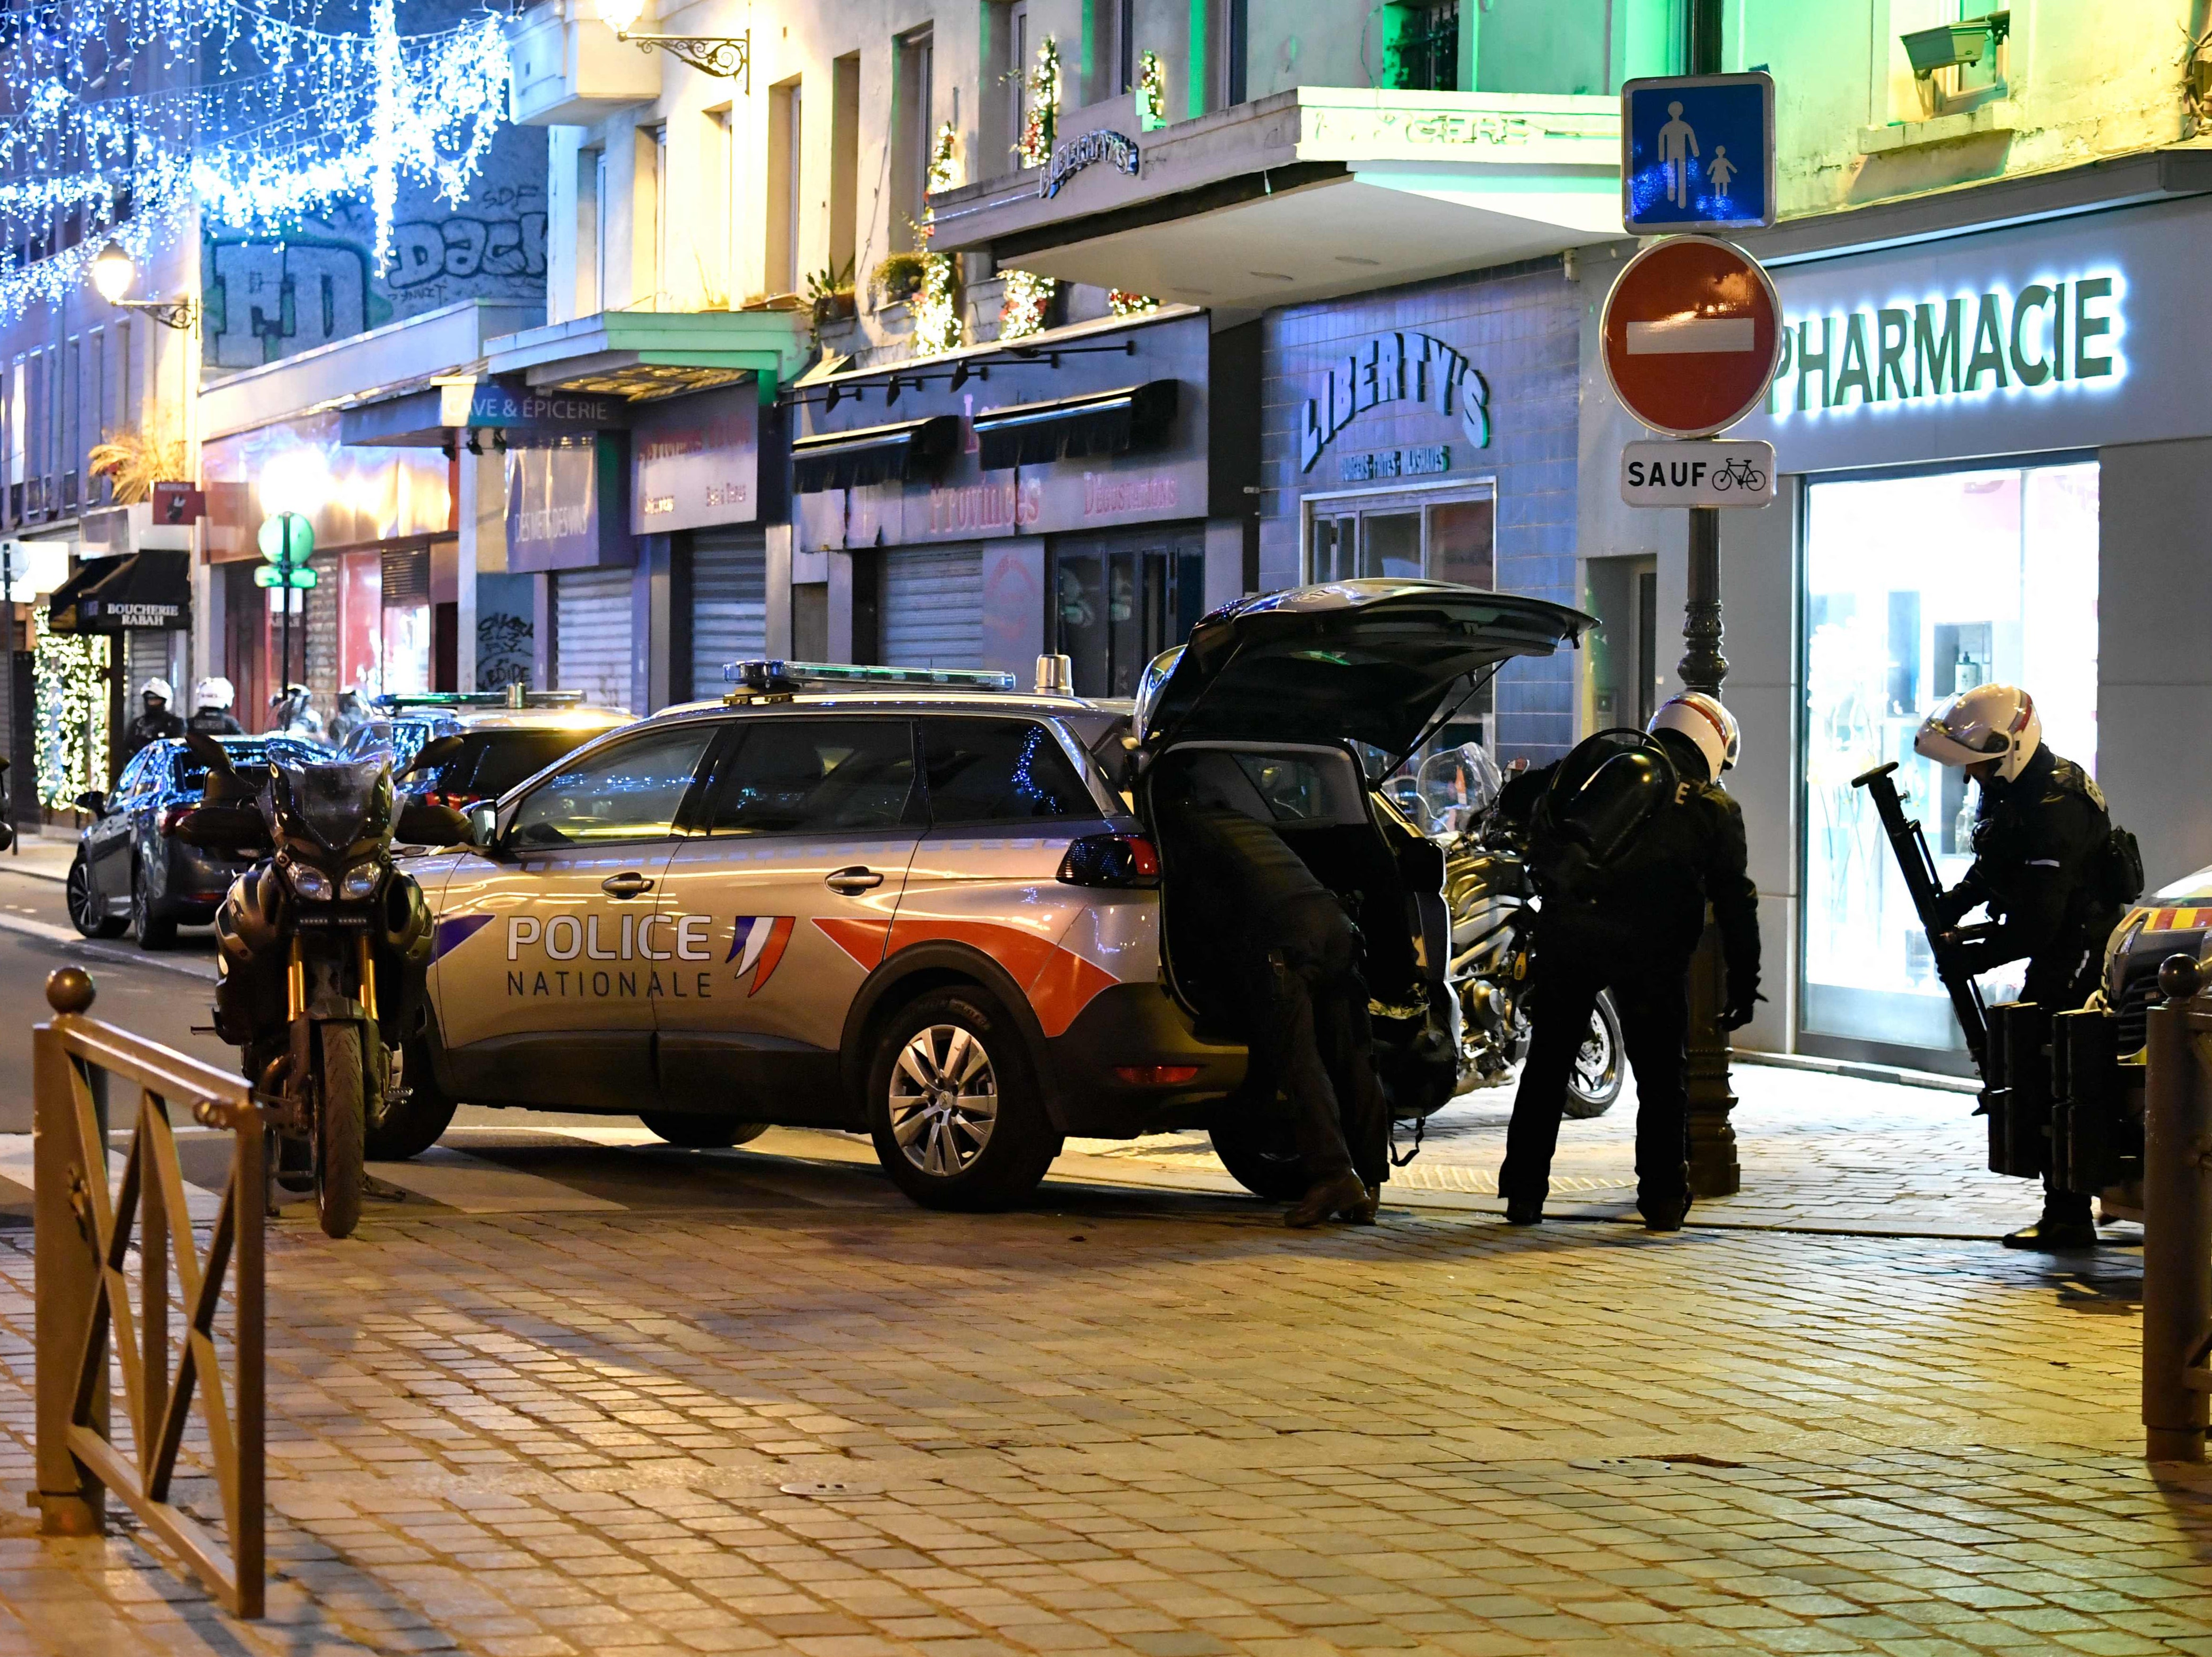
[1800,461,2099,1060]
[1386,0,1459,93]
[1051,532,1205,700]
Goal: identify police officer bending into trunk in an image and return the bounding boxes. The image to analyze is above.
[1915,684,2137,1251]
[1154,772,1387,1228]
[1498,693,1761,1232]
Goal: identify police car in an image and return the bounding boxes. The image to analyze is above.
[2103,866,2212,1053]
[380,580,1590,1208]
[334,690,630,814]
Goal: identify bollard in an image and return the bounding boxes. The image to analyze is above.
[2142,954,2212,1463]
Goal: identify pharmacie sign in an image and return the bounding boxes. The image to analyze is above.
[1766,272,2122,418]
[1300,331,1492,473]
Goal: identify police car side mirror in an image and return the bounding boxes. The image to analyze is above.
[395,801,472,848]
[73,789,106,817]
[466,801,501,853]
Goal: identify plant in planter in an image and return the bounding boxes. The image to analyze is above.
[911,119,964,355]
[874,251,930,308]
[87,425,187,505]
[1015,36,1060,167]
[805,258,857,338]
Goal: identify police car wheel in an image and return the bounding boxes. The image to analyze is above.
[639,1112,769,1149]
[132,862,177,950]
[867,988,1059,1210]
[365,1039,458,1162]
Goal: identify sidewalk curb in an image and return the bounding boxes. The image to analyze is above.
[0,907,216,981]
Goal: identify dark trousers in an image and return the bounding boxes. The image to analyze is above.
[1242,895,1390,1188]
[1500,945,1692,1212]
[2023,939,2107,1224]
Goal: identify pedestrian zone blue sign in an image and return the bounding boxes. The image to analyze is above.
[1621,72,1775,233]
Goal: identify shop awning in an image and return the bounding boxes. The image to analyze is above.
[792,415,962,493]
[971,380,1179,471]
[47,551,191,633]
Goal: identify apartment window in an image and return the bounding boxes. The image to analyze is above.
[62,336,78,511]
[577,146,603,316]
[892,28,935,253]
[89,329,106,502]
[646,123,668,309]
[116,321,133,433]
[988,1,1032,168]
[830,55,860,279]
[767,79,803,296]
[701,108,735,307]
[1207,0,1246,110]
[1388,0,1459,92]
[1087,0,1133,101]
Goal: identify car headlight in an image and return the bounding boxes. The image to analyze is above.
[287,861,333,901]
[340,862,380,900]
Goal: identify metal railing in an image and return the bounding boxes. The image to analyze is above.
[2142,955,2212,1464]
[33,967,266,1618]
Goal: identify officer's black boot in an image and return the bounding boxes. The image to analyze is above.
[2002,1187,2096,1251]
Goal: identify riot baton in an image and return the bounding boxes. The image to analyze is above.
[1852,760,1990,1078]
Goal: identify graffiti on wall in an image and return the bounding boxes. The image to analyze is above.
[202,121,548,374]
[475,573,536,692]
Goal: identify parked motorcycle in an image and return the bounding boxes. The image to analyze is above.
[1417,745,1623,1117]
[176,734,436,1237]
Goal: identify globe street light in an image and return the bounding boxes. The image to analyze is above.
[86,241,200,333]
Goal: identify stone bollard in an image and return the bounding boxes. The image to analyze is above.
[2142,954,2212,1463]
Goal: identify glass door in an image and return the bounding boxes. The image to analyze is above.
[1800,460,2100,1059]
[1050,527,1207,699]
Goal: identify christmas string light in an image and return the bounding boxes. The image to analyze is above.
[0,0,510,325]
[912,120,962,356]
[1001,39,1061,341]
[34,606,110,811]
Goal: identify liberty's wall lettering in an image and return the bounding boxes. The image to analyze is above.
[1300,331,1492,473]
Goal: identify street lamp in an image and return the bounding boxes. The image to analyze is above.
[597,0,751,88]
[86,242,200,333]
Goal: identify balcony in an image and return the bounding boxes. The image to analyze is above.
[506,0,660,127]
[483,309,812,402]
[931,86,1618,313]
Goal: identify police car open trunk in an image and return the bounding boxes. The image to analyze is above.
[1133,579,1592,1070]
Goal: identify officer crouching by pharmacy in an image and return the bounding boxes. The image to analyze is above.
[1497,694,1761,1231]
[1914,684,2140,1251]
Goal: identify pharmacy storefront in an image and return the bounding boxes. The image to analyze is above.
[1715,177,2212,1071]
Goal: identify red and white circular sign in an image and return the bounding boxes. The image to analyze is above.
[1601,236,1783,438]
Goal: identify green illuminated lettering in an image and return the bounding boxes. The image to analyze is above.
[2074,276,2114,377]
[1965,293,2009,390]
[1875,309,1910,400]
[2009,284,2054,386]
[1766,325,1793,414]
[1833,314,1873,405]
[1913,299,1962,395]
[1796,317,1833,412]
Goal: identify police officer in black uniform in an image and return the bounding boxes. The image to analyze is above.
[1498,693,1761,1232]
[122,677,185,760]
[187,677,245,737]
[1154,771,1387,1227]
[1915,683,2131,1250]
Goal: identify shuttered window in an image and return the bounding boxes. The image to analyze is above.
[879,544,982,668]
[689,529,767,699]
[553,566,634,713]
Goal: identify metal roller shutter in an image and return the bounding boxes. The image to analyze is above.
[689,529,767,698]
[124,629,175,698]
[553,566,634,713]
[879,544,982,668]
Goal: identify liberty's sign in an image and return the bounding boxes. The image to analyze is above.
[1300,331,1492,473]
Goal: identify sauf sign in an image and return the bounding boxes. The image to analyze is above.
[1300,331,1492,473]
[1768,271,2123,418]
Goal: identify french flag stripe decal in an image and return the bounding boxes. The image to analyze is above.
[728,915,774,972]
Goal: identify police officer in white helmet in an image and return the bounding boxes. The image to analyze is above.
[1497,691,1761,1232]
[1915,683,2140,1250]
[122,676,184,760]
[187,676,244,736]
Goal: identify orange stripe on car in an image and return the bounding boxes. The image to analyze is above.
[814,916,892,967]
[827,914,1121,1039]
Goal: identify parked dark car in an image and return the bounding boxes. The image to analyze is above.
[334,693,628,815]
[66,736,308,947]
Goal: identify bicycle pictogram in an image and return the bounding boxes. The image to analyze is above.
[1710,453,1768,493]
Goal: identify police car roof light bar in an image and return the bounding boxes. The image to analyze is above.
[723,659,1019,694]
[371,689,587,711]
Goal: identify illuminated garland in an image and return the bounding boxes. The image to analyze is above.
[999,269,1057,340]
[1137,51,1166,130]
[34,607,111,811]
[911,121,962,356]
[0,0,509,324]
[1015,36,1060,167]
[1107,290,1160,317]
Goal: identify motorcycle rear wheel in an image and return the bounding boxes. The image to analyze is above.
[316,1023,366,1238]
[1560,991,1625,1119]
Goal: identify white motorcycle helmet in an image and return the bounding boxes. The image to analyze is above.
[193,675,236,710]
[138,676,174,704]
[1647,691,1740,780]
[1914,683,2040,782]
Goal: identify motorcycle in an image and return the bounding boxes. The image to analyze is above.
[1416,745,1624,1118]
[176,734,436,1237]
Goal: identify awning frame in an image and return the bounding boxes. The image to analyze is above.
[970,379,1179,471]
[791,415,963,494]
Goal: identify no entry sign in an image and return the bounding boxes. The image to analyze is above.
[1601,236,1783,438]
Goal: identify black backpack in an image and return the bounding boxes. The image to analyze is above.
[1526,729,1678,900]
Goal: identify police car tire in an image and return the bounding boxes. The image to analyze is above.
[866,987,1061,1210]
[1208,1114,1311,1202]
[365,1040,458,1162]
[639,1112,769,1149]
[132,863,177,950]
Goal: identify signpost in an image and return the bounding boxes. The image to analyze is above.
[255,514,316,693]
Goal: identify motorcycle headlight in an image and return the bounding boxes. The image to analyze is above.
[340,862,380,901]
[287,861,333,902]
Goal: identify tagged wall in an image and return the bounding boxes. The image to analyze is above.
[201,119,547,375]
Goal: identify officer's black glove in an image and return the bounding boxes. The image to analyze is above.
[1929,883,1977,929]
[1721,983,1763,1032]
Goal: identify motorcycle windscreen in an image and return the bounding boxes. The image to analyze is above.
[271,758,393,856]
[1133,579,1593,755]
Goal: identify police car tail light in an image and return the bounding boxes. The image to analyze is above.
[1113,1065,1200,1087]
[157,805,192,836]
[1057,833,1160,888]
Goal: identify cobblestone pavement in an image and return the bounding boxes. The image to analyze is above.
[0,1147,2204,1657]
